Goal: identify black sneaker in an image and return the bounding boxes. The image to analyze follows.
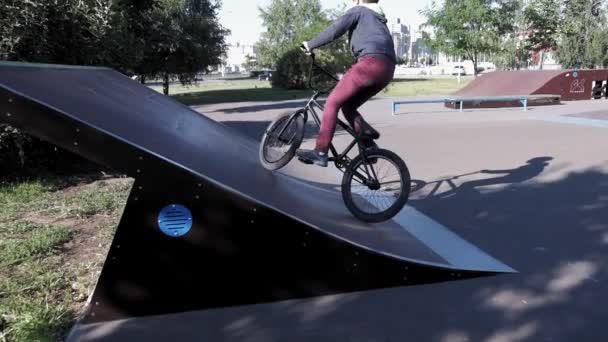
[296,149,328,167]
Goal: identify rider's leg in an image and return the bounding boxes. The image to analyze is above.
[297,56,394,166]
[341,92,382,147]
[296,61,362,167]
[341,60,394,148]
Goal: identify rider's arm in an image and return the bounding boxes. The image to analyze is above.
[307,8,360,50]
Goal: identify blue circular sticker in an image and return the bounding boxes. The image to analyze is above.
[573,71,578,78]
[158,204,193,237]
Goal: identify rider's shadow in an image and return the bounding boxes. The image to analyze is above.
[414,157,554,199]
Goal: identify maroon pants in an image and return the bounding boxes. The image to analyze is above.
[315,56,395,153]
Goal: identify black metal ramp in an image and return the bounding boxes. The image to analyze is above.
[0,63,505,340]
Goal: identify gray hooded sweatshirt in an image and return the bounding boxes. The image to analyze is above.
[307,4,396,64]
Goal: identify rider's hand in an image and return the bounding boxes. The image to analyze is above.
[300,42,312,55]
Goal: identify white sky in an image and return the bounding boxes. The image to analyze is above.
[218,0,434,45]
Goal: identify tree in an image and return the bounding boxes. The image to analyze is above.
[102,0,160,78]
[242,54,258,71]
[132,0,229,94]
[556,0,605,68]
[588,29,608,68]
[523,0,560,69]
[256,0,326,68]
[420,0,520,76]
[256,0,351,69]
[256,0,351,89]
[0,0,114,65]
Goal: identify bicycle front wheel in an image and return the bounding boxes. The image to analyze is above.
[341,149,411,223]
[259,110,306,170]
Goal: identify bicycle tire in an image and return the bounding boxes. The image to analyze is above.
[259,110,306,171]
[341,149,411,223]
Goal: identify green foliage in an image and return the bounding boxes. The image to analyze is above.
[149,0,229,94]
[0,125,102,181]
[491,35,530,70]
[256,0,326,67]
[555,0,607,68]
[421,0,520,75]
[523,0,560,53]
[257,0,351,89]
[0,0,228,92]
[0,0,229,176]
[0,0,113,65]
[271,48,342,90]
[243,54,258,71]
[587,29,608,68]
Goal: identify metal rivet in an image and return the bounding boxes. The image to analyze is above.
[139,157,143,161]
[91,312,96,317]
[251,220,255,224]
[136,169,141,173]
[138,186,143,190]
[353,264,358,268]
[76,128,80,133]
[112,257,116,260]
[195,195,200,200]
[95,302,100,306]
[116,245,121,249]
[134,197,139,201]
[8,98,13,103]
[74,142,78,146]
[6,112,11,117]
[403,276,408,281]
[198,183,202,187]
[253,208,257,212]
[302,243,307,247]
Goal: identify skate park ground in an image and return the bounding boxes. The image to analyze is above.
[192,98,608,342]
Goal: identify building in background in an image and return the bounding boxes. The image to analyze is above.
[390,18,410,62]
[219,43,257,74]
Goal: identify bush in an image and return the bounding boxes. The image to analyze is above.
[0,125,104,181]
[271,48,346,90]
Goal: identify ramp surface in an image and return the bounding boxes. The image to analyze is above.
[452,69,608,105]
[0,62,514,341]
[0,62,453,266]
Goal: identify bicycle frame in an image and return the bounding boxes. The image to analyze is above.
[275,53,381,185]
[279,54,378,185]
[303,91,368,169]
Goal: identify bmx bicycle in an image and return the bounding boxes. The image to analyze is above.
[258,52,411,223]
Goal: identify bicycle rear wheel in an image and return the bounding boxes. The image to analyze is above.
[341,149,411,223]
[259,110,306,170]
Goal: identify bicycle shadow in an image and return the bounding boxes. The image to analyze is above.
[411,157,554,199]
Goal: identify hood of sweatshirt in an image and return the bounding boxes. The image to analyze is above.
[359,3,386,20]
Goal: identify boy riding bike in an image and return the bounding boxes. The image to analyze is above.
[296,0,396,167]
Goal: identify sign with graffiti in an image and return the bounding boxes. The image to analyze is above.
[570,79,586,93]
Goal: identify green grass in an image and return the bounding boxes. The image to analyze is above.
[0,176,133,342]
[151,76,472,106]
[173,87,312,106]
[382,77,473,97]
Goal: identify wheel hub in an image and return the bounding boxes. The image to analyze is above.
[367,181,381,191]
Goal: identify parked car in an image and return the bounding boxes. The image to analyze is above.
[258,70,273,81]
[451,65,466,75]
